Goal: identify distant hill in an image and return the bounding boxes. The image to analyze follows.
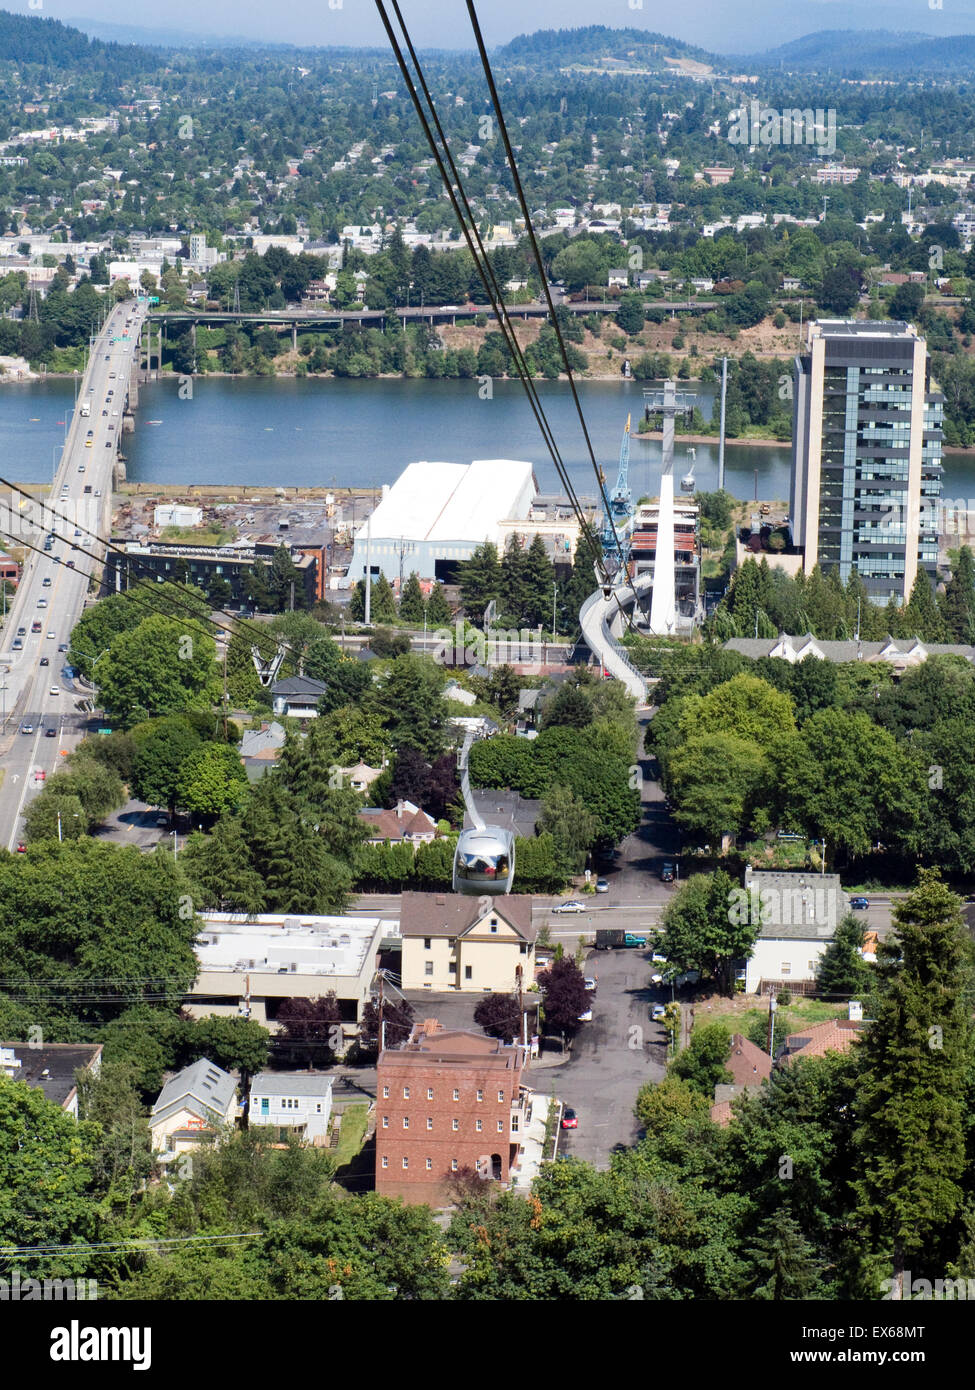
[0,8,157,72]
[499,25,717,70]
[67,16,297,51]
[746,28,975,75]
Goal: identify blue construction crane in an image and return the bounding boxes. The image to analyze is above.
[600,413,633,569]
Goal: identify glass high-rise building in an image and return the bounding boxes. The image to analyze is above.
[790,320,943,605]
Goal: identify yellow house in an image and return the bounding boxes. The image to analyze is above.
[400,892,536,993]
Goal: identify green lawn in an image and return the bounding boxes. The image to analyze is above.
[332,1104,369,1168]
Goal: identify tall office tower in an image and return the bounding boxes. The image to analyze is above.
[790,320,943,605]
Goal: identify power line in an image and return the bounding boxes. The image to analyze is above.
[375,0,609,580]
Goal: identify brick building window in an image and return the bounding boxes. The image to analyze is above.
[476,1119,483,1132]
[451,1159,458,1171]
[403,1117,409,1129]
[381,1155,388,1168]
[403,1086,410,1098]
[452,1118,459,1131]
[382,1086,389,1098]
[427,1088,434,1100]
[498,1090,505,1103]
[476,1089,483,1102]
[426,1117,433,1130]
[402,1157,409,1169]
[497,1120,504,1132]
[426,1158,433,1171]
[381,1116,389,1128]
[453,1088,460,1101]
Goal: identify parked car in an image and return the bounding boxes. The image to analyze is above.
[594,878,609,893]
[16,843,26,853]
[661,862,675,882]
[49,685,59,696]
[577,1008,593,1023]
[850,896,870,910]
[584,977,597,992]
[553,900,585,914]
[561,1108,578,1130]
[651,1004,667,1021]
[58,643,68,652]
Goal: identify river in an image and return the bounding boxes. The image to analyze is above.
[3,375,975,506]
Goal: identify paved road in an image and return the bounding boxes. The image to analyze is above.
[557,943,667,1168]
[0,297,147,848]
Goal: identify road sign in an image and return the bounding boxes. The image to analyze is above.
[149,296,160,305]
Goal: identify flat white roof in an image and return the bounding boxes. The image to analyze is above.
[196,913,397,980]
[359,459,535,544]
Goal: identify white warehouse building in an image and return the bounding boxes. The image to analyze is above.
[350,459,537,584]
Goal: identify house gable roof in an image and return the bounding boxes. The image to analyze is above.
[400,890,536,942]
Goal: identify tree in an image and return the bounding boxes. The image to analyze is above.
[679,673,796,750]
[473,993,524,1043]
[775,708,922,861]
[667,732,768,842]
[23,791,87,843]
[888,281,925,322]
[536,782,598,876]
[131,716,203,815]
[0,1076,98,1276]
[634,1074,710,1135]
[615,292,644,336]
[458,542,502,622]
[176,743,249,820]
[662,870,759,995]
[370,574,398,624]
[853,872,972,1296]
[539,682,593,730]
[399,571,425,624]
[819,264,861,314]
[178,817,267,913]
[741,1210,829,1300]
[177,1016,271,1081]
[360,996,414,1052]
[942,546,975,644]
[538,955,589,1041]
[374,654,447,760]
[425,583,453,627]
[97,614,217,724]
[276,994,342,1068]
[670,1023,734,1096]
[816,914,873,1001]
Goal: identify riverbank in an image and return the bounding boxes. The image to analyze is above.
[634,430,786,448]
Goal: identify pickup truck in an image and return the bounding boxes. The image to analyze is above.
[595,929,648,950]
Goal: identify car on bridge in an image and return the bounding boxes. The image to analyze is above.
[850,896,870,910]
[20,722,33,734]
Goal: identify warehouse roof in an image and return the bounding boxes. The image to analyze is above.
[359,459,535,543]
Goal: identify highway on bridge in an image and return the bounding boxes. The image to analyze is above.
[0,296,147,850]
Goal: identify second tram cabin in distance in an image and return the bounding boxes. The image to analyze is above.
[452,827,516,895]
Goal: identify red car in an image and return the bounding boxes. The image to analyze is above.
[16,843,26,853]
[561,1107,578,1130]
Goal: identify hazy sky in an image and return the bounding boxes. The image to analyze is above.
[18,0,975,53]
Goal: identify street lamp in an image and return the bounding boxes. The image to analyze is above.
[56,810,79,843]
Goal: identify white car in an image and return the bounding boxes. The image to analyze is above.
[577,1008,593,1023]
[552,900,585,914]
[49,686,59,696]
[584,977,596,992]
[651,951,668,964]
[651,1004,667,1021]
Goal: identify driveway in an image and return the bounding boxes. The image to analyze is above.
[555,942,667,1168]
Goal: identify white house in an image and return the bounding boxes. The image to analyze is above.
[248,1072,333,1143]
[740,868,848,993]
[150,1058,238,1162]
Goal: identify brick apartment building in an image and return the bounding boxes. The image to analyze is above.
[375,1019,530,1205]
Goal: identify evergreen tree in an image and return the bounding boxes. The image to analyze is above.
[741,1211,829,1300]
[458,542,502,624]
[903,569,945,642]
[521,533,556,629]
[816,913,873,1001]
[500,533,532,624]
[370,574,398,624]
[425,583,453,627]
[399,572,425,624]
[942,546,975,643]
[853,871,973,1296]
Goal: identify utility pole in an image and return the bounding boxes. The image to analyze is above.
[717,356,728,492]
[364,516,371,626]
[767,994,777,1058]
[222,644,229,740]
[377,973,385,1054]
[552,580,557,641]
